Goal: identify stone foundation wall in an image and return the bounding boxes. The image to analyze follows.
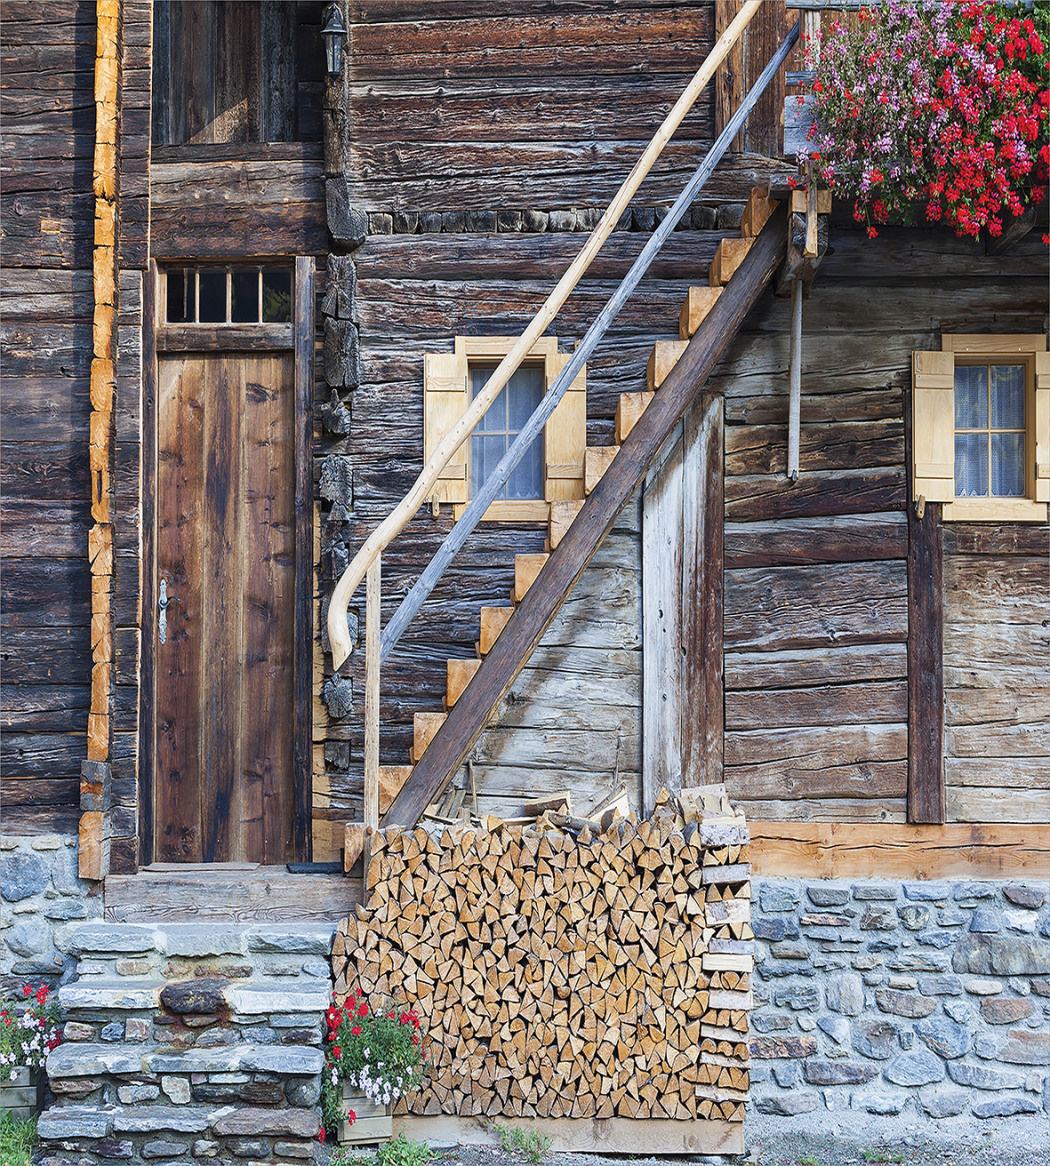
[0,834,101,992]
[750,877,1050,1125]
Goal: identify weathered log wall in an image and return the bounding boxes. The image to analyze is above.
[1,0,99,834]
[719,224,1048,823]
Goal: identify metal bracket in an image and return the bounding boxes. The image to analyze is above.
[158,578,178,644]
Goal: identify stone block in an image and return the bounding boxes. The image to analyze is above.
[225,984,330,1015]
[141,1141,189,1159]
[211,1108,320,1138]
[754,1093,819,1115]
[852,884,899,901]
[59,981,160,1011]
[47,1046,142,1077]
[965,978,1003,996]
[112,1107,212,1134]
[817,1016,851,1046]
[59,924,159,954]
[1005,885,1046,910]
[981,996,1034,1025]
[947,1061,1025,1090]
[38,1107,114,1139]
[117,1084,159,1104]
[159,927,247,958]
[244,927,334,956]
[772,1063,800,1087]
[885,1049,946,1086]
[851,1092,908,1115]
[803,1059,877,1085]
[875,989,936,1019]
[918,975,963,996]
[773,984,820,1011]
[900,905,931,931]
[160,980,228,1015]
[860,906,898,931]
[759,884,800,913]
[998,1030,1050,1066]
[970,908,1002,933]
[914,1016,972,1059]
[193,1141,221,1158]
[920,1088,969,1118]
[162,1076,191,1104]
[972,1096,1039,1118]
[825,973,864,1016]
[63,1022,97,1042]
[94,1138,134,1159]
[1005,910,1038,934]
[125,1018,151,1042]
[853,1019,899,1060]
[904,883,951,901]
[274,1142,314,1159]
[750,1035,818,1059]
[806,885,849,907]
[752,1013,793,1033]
[1,852,50,901]
[226,1138,271,1158]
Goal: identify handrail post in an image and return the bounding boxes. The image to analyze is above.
[363,555,381,883]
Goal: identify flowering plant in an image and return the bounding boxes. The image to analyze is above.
[802,0,1048,238]
[0,984,62,1078]
[320,992,426,1131]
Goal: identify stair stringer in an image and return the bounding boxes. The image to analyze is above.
[384,203,788,828]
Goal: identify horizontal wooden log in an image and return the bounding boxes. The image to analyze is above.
[2,684,90,732]
[0,801,81,835]
[944,555,1049,625]
[942,524,1049,556]
[724,643,908,691]
[724,466,906,522]
[0,731,83,780]
[725,680,906,731]
[749,821,1050,879]
[1,557,90,627]
[0,625,91,684]
[1,499,89,556]
[725,513,907,568]
[731,797,908,823]
[945,757,1050,790]
[724,418,904,476]
[946,787,1049,825]
[0,775,79,806]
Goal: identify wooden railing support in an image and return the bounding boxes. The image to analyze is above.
[326,0,765,668]
[362,555,381,878]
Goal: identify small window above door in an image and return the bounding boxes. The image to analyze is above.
[164,267,292,326]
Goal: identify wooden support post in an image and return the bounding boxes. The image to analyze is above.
[787,279,802,482]
[907,498,945,823]
[363,555,382,880]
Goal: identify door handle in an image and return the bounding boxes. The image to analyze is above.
[158,578,179,644]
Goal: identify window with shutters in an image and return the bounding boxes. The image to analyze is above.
[423,336,587,522]
[912,334,1049,522]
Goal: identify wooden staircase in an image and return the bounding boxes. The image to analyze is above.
[377,191,784,826]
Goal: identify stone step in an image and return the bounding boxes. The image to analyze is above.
[61,920,335,961]
[59,974,330,1016]
[47,1041,322,1080]
[39,1102,321,1140]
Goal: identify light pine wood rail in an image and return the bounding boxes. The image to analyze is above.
[326,0,763,670]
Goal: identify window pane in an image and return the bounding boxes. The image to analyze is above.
[990,364,1024,429]
[508,366,544,430]
[471,434,504,498]
[198,270,226,322]
[261,269,292,322]
[231,270,258,323]
[166,270,191,322]
[954,365,987,428]
[955,432,988,497]
[991,432,1025,496]
[506,434,544,500]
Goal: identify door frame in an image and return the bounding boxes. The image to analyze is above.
[138,257,315,865]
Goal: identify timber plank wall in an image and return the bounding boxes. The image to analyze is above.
[1,0,98,835]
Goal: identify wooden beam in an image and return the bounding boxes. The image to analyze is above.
[383,207,788,828]
[138,262,158,868]
[293,256,315,861]
[750,822,1050,879]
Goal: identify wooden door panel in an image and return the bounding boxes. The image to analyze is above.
[156,352,295,864]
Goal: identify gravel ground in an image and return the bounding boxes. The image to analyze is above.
[325,1113,1050,1166]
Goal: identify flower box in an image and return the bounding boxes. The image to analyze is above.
[336,1087,392,1145]
[1,1067,42,1122]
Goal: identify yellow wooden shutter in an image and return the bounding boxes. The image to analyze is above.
[912,349,956,504]
[1035,352,1050,503]
[424,352,469,504]
[544,353,586,502]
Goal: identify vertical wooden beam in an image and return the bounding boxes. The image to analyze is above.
[681,394,724,788]
[906,386,946,825]
[138,261,158,867]
[363,555,381,880]
[714,1,746,153]
[293,256,315,861]
[715,0,786,157]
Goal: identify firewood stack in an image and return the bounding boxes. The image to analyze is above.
[332,787,751,1124]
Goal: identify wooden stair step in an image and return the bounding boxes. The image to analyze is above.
[478,606,513,655]
[445,658,482,708]
[549,499,584,550]
[741,186,777,238]
[379,765,414,814]
[411,711,447,763]
[584,445,619,495]
[709,237,753,287]
[647,340,688,392]
[514,553,549,602]
[679,287,723,340]
[615,392,655,443]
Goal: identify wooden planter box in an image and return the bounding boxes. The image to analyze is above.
[2,1067,41,1122]
[337,1087,392,1145]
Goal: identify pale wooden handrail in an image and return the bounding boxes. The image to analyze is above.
[326,0,763,669]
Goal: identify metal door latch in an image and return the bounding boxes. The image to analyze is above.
[158,578,178,644]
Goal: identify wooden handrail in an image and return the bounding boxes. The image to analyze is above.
[326,0,764,669]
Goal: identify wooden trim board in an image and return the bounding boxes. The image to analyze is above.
[393,1116,743,1157]
[749,822,1050,879]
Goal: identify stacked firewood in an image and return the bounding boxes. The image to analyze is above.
[333,787,751,1123]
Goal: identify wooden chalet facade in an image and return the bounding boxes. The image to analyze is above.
[1,0,1049,1148]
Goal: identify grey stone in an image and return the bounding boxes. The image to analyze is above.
[61,924,159,955]
[954,881,995,900]
[301,960,329,978]
[798,1016,817,1032]
[195,1027,240,1048]
[769,943,810,961]
[852,1092,908,1115]
[981,996,1034,1024]
[947,1061,1025,1090]
[193,1141,221,1158]
[1,852,49,900]
[772,1063,801,1088]
[38,1108,114,1139]
[904,883,951,901]
[757,960,813,978]
[954,934,1050,977]
[970,908,1002,933]
[975,1035,999,1058]
[145,1046,322,1076]
[160,979,228,1015]
[162,1076,191,1104]
[211,1108,320,1138]
[239,1082,285,1106]
[754,1093,820,1116]
[899,1030,915,1050]
[801,913,851,928]
[1005,884,1046,910]
[284,1077,321,1107]
[47,1046,142,1077]
[972,1096,1039,1118]
[876,989,936,1018]
[7,916,51,956]
[94,1138,134,1159]
[117,1084,159,1104]
[759,884,800,913]
[853,1019,899,1060]
[275,1142,314,1159]
[227,1138,271,1158]
[44,900,88,921]
[885,1049,946,1086]
[753,917,796,942]
[914,1016,972,1059]
[825,973,864,1016]
[51,845,83,894]
[159,927,246,958]
[803,1059,877,1085]
[752,1012,793,1032]
[100,1021,125,1042]
[141,1142,189,1159]
[965,978,1004,995]
[899,905,931,931]
[112,1108,212,1134]
[998,1030,1050,1065]
[919,974,963,996]
[817,1016,851,1046]
[751,1035,818,1059]
[939,910,968,927]
[807,886,849,907]
[861,906,898,930]
[244,927,333,955]
[852,884,899,901]
[1005,910,1038,934]
[920,1088,969,1118]
[889,952,949,973]
[917,931,955,949]
[773,984,820,1011]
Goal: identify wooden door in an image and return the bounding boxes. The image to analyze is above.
[156,351,296,863]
